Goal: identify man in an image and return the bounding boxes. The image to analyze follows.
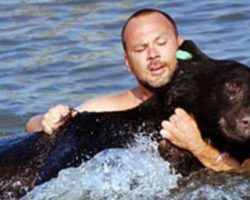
[26,9,240,171]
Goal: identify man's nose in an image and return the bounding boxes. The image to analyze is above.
[147,45,160,60]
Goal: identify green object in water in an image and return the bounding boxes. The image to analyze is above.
[176,50,193,60]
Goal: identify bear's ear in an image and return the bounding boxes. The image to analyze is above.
[179,40,210,62]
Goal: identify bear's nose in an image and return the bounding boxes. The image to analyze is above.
[240,115,250,128]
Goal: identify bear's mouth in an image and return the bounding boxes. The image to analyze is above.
[218,117,250,143]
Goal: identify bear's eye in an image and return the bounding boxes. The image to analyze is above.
[224,81,242,102]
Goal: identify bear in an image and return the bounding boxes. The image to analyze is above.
[1,40,250,199]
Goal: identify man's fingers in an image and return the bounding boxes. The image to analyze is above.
[59,107,78,119]
[42,120,66,134]
[42,104,78,135]
[160,129,170,138]
[46,106,74,124]
[61,109,71,118]
[161,120,168,128]
[175,107,198,129]
[160,128,178,145]
[50,113,62,124]
[162,118,179,132]
[161,121,179,138]
[46,108,64,124]
[41,120,54,135]
[175,107,194,122]
[160,129,173,141]
[70,108,79,118]
[175,107,187,116]
[169,114,177,125]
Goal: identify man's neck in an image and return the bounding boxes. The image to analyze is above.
[131,85,153,103]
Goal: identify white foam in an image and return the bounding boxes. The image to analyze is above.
[22,136,181,200]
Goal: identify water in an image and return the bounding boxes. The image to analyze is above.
[22,137,181,200]
[165,169,250,200]
[21,137,250,200]
[1,0,250,199]
[1,0,250,135]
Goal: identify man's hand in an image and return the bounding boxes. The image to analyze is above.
[160,108,205,153]
[160,108,240,171]
[41,104,78,134]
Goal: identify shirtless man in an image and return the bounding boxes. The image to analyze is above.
[26,9,240,171]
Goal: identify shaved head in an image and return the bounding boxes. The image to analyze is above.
[121,9,178,51]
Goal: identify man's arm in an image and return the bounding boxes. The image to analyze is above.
[25,105,78,134]
[160,108,240,171]
[25,91,134,134]
[26,114,44,133]
[25,99,106,134]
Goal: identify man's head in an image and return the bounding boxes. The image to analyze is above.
[122,9,182,90]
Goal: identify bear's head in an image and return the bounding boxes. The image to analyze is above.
[158,41,250,159]
[184,59,250,161]
[217,65,250,143]
[175,42,250,147]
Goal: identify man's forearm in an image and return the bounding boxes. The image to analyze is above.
[25,114,44,133]
[192,141,240,171]
[160,108,241,171]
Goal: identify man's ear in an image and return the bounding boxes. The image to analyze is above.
[177,35,183,46]
[124,52,132,72]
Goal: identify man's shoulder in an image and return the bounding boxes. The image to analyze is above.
[76,91,133,112]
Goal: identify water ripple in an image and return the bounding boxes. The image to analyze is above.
[0,0,249,134]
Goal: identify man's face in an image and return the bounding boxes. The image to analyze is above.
[124,12,182,89]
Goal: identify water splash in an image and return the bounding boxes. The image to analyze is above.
[20,135,250,200]
[166,170,250,200]
[22,136,181,200]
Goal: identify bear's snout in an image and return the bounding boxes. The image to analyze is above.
[239,115,250,129]
[236,111,250,140]
[219,107,250,142]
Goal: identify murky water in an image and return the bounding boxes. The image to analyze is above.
[1,0,250,199]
